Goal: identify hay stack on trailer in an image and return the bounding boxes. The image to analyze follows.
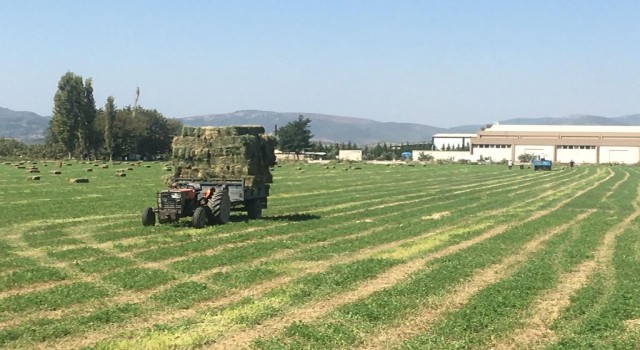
[170,126,276,186]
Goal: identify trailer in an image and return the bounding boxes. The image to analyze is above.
[142,177,268,229]
[141,125,275,228]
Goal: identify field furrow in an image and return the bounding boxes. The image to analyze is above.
[1,162,638,350]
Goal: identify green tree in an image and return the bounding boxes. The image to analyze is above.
[277,115,313,157]
[134,108,180,159]
[0,138,28,157]
[103,96,116,161]
[51,72,85,158]
[518,153,535,163]
[80,78,98,159]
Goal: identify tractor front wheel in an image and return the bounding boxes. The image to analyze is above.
[192,207,208,229]
[141,207,156,226]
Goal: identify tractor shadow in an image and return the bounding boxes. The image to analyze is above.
[229,213,321,223]
[262,213,321,222]
[164,213,321,227]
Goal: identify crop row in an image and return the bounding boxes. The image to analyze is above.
[83,168,616,349]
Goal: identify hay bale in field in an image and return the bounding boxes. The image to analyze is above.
[69,178,89,184]
[85,168,93,172]
[66,163,73,166]
[162,167,172,171]
[115,173,127,177]
[100,165,109,169]
[116,169,126,173]
[93,164,99,167]
[127,167,134,171]
[16,166,26,169]
[27,168,40,173]
[3,162,11,165]
[50,171,62,175]
[27,176,41,180]
[145,165,151,168]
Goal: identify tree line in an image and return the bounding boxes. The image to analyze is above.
[47,72,183,160]
[275,115,435,161]
[0,72,183,160]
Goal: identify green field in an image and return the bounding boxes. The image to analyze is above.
[0,160,639,349]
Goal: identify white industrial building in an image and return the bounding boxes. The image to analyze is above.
[432,133,477,150]
[338,149,363,161]
[471,124,640,164]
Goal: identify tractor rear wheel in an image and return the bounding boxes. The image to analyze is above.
[192,207,208,229]
[208,189,231,225]
[246,199,263,219]
[141,207,155,226]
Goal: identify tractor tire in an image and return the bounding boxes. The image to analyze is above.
[141,207,156,226]
[192,207,208,229]
[208,189,231,225]
[246,199,263,219]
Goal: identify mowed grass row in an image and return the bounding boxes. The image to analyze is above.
[0,165,576,325]
[247,168,631,349]
[0,163,632,344]
[50,167,608,347]
[0,166,604,342]
[247,168,639,350]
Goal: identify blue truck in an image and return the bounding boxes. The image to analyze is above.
[531,159,552,171]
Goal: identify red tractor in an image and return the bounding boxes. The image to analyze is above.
[141,179,267,228]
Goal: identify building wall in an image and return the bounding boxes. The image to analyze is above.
[599,146,639,164]
[471,124,640,164]
[514,145,555,161]
[338,150,363,161]
[413,150,474,161]
[275,151,311,161]
[471,145,511,162]
[433,137,466,150]
[556,148,597,164]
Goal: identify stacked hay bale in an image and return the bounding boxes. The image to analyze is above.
[170,126,276,187]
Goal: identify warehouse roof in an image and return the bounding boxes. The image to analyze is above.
[484,124,640,133]
[433,133,478,138]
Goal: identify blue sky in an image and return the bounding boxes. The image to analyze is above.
[1,0,639,126]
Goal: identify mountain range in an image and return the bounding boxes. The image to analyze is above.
[3,107,640,145]
[0,107,49,143]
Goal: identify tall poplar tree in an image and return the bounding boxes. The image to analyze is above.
[51,72,84,158]
[104,96,116,161]
[80,78,97,158]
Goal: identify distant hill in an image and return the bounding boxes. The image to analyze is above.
[499,114,627,126]
[3,107,640,145]
[611,114,640,125]
[182,110,445,145]
[0,107,48,143]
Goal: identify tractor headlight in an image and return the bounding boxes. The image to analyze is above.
[171,193,181,199]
